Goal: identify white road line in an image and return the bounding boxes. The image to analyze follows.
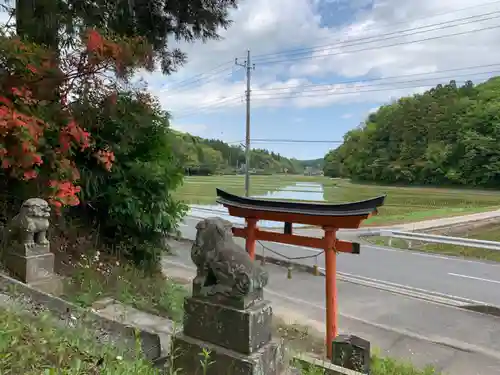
[448,272,500,285]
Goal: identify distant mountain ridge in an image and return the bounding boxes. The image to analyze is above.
[171,130,317,175]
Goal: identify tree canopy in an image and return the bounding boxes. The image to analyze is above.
[323,77,500,187]
[11,0,239,73]
[172,131,305,175]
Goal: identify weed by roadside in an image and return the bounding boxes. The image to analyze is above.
[0,306,159,375]
[274,319,439,375]
[62,250,188,322]
[1,294,440,375]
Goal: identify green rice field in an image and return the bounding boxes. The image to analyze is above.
[173,175,500,226]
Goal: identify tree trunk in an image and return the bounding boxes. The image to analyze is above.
[15,0,61,102]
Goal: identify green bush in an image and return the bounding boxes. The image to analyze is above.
[70,90,187,270]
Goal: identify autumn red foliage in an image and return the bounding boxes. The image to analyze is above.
[0,28,153,212]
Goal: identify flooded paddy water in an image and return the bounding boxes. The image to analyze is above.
[188,181,327,228]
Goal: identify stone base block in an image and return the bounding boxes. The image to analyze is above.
[29,275,64,296]
[192,281,264,309]
[331,334,370,374]
[5,252,55,284]
[10,243,51,257]
[172,333,285,375]
[183,297,272,354]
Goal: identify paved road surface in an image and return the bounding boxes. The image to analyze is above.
[164,239,500,375]
[180,216,500,307]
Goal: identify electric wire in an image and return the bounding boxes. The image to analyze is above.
[173,95,243,119]
[251,0,500,59]
[252,63,500,92]
[168,10,500,116]
[251,78,491,101]
[163,67,238,94]
[251,72,500,98]
[253,11,500,63]
[164,1,500,93]
[254,23,500,65]
[163,61,234,90]
[173,68,497,116]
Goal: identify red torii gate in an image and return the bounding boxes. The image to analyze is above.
[216,189,386,359]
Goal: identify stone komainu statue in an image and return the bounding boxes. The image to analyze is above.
[191,217,269,298]
[9,198,51,247]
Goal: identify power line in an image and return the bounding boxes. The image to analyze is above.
[251,79,481,101]
[165,1,500,94]
[162,61,233,90]
[252,69,500,96]
[252,63,500,92]
[165,12,500,100]
[252,10,500,63]
[254,23,500,65]
[163,66,237,94]
[172,70,498,117]
[251,139,344,144]
[251,0,500,60]
[173,96,243,119]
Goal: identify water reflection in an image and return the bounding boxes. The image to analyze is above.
[188,182,326,228]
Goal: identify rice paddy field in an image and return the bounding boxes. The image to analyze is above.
[173,175,500,226]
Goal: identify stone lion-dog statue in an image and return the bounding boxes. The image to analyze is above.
[191,217,269,298]
[8,198,51,247]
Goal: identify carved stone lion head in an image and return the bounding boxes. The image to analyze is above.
[194,217,233,254]
[20,198,51,218]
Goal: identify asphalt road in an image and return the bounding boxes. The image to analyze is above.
[180,215,500,307]
[164,239,500,374]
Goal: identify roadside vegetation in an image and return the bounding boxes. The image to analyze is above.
[1,304,439,375]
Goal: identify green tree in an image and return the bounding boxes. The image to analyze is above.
[71,91,186,269]
[322,78,500,188]
[11,0,239,74]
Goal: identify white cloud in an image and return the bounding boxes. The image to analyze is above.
[341,113,353,119]
[141,0,500,116]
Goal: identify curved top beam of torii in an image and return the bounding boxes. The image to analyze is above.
[216,188,386,227]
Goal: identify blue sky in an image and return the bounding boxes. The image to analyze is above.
[141,0,500,160]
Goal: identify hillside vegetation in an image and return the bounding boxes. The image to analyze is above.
[323,78,500,187]
[172,131,305,175]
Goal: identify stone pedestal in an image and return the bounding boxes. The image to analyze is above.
[4,243,63,296]
[172,296,285,375]
[331,334,370,374]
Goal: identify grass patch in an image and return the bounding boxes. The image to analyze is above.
[59,250,188,322]
[0,306,159,375]
[1,304,440,375]
[367,222,500,262]
[273,319,439,375]
[173,175,500,226]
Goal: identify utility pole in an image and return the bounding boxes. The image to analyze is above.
[235,50,254,197]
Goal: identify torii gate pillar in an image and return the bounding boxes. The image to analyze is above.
[216,188,386,359]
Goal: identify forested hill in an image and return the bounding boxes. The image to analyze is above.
[323,77,500,187]
[172,131,305,175]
